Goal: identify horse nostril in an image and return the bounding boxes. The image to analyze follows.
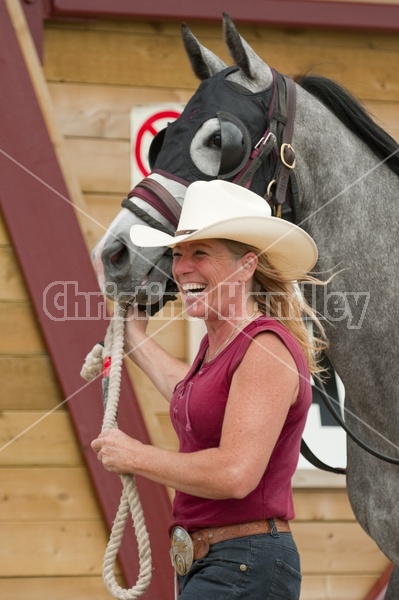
[102,239,130,274]
[110,246,127,266]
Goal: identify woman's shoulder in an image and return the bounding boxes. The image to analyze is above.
[247,315,301,345]
[240,323,299,371]
[241,315,295,348]
[241,316,309,374]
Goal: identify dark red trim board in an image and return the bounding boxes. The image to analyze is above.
[363,564,393,600]
[0,2,173,596]
[48,0,399,32]
[21,0,45,59]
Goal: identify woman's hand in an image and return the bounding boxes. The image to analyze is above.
[91,429,142,474]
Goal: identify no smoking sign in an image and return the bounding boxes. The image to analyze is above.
[130,103,185,186]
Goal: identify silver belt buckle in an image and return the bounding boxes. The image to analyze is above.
[170,526,194,576]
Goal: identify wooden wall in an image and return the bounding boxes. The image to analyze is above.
[0,213,119,598]
[1,15,397,599]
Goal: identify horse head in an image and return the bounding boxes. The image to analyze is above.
[91,14,296,312]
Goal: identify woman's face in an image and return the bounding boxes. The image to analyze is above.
[172,239,256,320]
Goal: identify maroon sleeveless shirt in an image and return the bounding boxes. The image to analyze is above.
[169,316,312,532]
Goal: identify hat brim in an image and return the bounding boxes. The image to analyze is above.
[130,216,317,278]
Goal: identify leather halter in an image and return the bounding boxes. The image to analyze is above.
[123,173,183,232]
[122,70,300,231]
[227,71,300,225]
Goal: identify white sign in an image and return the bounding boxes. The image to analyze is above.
[130,103,185,187]
[298,372,346,471]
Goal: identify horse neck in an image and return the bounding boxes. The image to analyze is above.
[293,87,399,270]
[293,86,399,374]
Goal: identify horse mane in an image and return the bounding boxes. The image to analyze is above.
[296,74,399,177]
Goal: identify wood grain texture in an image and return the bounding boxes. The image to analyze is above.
[0,577,119,600]
[0,411,83,466]
[43,23,399,101]
[0,467,99,521]
[0,521,109,577]
[0,303,46,354]
[0,355,63,410]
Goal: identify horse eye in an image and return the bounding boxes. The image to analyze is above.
[208,132,222,148]
[217,115,252,178]
[189,114,251,178]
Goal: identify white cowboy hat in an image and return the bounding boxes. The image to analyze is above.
[130,180,317,278]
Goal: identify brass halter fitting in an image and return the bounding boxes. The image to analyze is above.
[265,179,283,218]
[280,143,296,169]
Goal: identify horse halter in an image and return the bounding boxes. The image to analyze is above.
[259,71,300,224]
[120,69,300,315]
[122,68,300,236]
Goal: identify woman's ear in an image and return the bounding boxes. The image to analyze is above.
[239,252,258,281]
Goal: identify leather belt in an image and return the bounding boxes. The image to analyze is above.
[170,518,290,575]
[191,518,291,560]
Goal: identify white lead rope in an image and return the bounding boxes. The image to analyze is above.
[81,304,152,599]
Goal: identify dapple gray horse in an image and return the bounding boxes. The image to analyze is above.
[92,15,399,596]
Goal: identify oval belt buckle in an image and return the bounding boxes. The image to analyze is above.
[170,526,194,576]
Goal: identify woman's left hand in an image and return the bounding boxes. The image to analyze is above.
[91,429,142,474]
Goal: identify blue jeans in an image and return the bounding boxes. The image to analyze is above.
[177,532,301,599]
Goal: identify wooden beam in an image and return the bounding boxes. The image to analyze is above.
[48,0,399,32]
[0,2,173,597]
[7,0,96,251]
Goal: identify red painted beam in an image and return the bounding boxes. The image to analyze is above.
[363,564,393,600]
[21,0,45,60]
[0,3,173,597]
[48,0,399,32]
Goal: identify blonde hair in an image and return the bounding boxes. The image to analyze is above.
[223,240,328,375]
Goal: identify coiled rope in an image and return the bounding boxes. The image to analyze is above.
[80,304,152,599]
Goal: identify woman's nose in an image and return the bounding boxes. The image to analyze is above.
[173,255,193,278]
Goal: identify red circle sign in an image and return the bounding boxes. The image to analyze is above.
[134,110,181,177]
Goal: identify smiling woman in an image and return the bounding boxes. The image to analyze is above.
[91,180,328,599]
[171,239,253,323]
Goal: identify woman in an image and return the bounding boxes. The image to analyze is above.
[91,180,327,599]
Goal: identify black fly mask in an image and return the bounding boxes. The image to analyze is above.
[148,66,276,197]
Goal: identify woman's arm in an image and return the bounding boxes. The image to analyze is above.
[124,306,190,402]
[92,332,299,499]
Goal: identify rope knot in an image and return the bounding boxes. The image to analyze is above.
[80,342,104,381]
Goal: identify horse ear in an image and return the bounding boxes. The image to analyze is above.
[181,23,227,81]
[222,13,273,91]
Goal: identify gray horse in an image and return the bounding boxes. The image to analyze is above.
[91,15,399,596]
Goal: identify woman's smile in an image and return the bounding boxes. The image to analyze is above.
[180,282,208,296]
[172,240,246,319]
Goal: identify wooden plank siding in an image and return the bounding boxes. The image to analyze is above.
[0,202,122,594]
[0,14,396,600]
[0,3,172,599]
